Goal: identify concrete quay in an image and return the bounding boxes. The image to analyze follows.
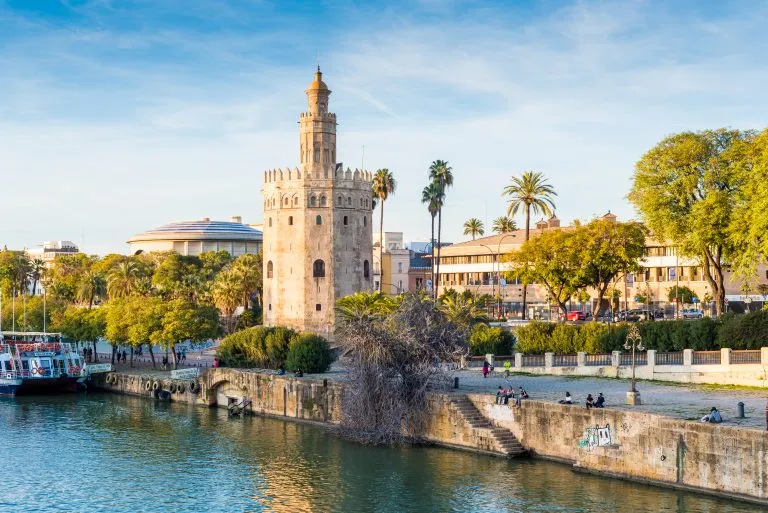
[93,368,768,506]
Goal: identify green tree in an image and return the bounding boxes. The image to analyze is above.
[373,168,397,292]
[105,298,132,364]
[126,296,167,367]
[107,260,141,299]
[462,218,485,240]
[506,228,580,317]
[335,291,394,323]
[421,182,443,298]
[47,253,94,302]
[58,306,105,360]
[28,258,45,296]
[159,299,219,369]
[574,219,647,318]
[0,250,31,297]
[668,285,697,305]
[629,129,754,316]
[502,171,557,319]
[77,270,106,308]
[492,216,517,234]
[439,294,487,328]
[231,252,263,308]
[212,269,241,334]
[152,253,203,302]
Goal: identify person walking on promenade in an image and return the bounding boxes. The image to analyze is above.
[482,360,490,379]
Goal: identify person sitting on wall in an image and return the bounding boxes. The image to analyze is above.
[701,407,722,423]
[585,394,594,409]
[515,386,529,407]
[496,386,505,404]
[558,392,573,405]
[503,387,515,405]
[277,365,285,376]
[595,393,605,408]
[295,369,304,378]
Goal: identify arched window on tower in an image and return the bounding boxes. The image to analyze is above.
[343,216,348,226]
[363,216,367,227]
[347,196,352,206]
[337,195,343,206]
[310,195,317,207]
[267,261,274,279]
[293,197,298,206]
[320,195,327,207]
[316,215,322,225]
[288,216,293,226]
[360,197,363,206]
[268,218,272,227]
[284,197,289,206]
[364,260,370,279]
[313,260,325,278]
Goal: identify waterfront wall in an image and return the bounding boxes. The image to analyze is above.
[474,348,768,387]
[467,393,768,503]
[95,369,768,504]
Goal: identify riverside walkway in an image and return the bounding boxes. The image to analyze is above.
[454,369,768,430]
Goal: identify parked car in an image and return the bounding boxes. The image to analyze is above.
[681,308,704,319]
[566,311,586,321]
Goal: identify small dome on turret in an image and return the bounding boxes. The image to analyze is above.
[306,66,329,92]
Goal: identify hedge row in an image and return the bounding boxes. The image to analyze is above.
[514,311,768,354]
[469,324,515,356]
[216,326,333,373]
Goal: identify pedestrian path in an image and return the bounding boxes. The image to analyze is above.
[453,370,768,430]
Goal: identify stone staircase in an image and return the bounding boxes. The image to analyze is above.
[450,395,527,457]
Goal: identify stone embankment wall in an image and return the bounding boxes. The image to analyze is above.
[95,369,768,505]
[466,393,768,504]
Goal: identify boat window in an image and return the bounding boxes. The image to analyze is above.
[3,361,11,371]
[21,360,29,370]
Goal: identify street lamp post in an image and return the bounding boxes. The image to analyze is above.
[478,234,517,319]
[624,324,645,405]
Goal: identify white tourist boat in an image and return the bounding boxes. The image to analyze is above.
[0,332,86,395]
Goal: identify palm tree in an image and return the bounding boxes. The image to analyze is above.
[77,271,106,309]
[492,216,517,234]
[335,291,389,323]
[463,218,485,240]
[107,260,140,299]
[502,171,557,319]
[428,160,454,299]
[421,183,443,298]
[28,258,45,295]
[372,168,396,292]
[232,253,262,309]
[212,270,241,334]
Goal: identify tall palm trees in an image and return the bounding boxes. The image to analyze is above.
[492,216,517,234]
[502,170,557,319]
[421,182,443,297]
[28,258,45,296]
[372,168,396,292]
[107,260,140,299]
[463,218,485,240]
[78,271,106,309]
[428,160,453,298]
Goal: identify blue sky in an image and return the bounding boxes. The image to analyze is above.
[2,0,767,255]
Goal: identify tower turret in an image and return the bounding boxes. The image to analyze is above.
[300,66,337,169]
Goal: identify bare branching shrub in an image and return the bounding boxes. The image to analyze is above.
[336,293,467,445]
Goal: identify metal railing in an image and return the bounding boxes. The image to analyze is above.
[731,350,761,364]
[620,353,647,366]
[521,354,545,367]
[1,368,81,379]
[585,354,612,366]
[692,351,721,365]
[552,354,578,367]
[655,352,683,366]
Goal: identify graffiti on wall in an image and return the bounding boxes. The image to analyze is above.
[578,423,616,450]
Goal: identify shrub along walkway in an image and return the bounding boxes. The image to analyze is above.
[454,369,768,430]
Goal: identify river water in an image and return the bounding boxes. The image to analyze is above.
[0,394,762,513]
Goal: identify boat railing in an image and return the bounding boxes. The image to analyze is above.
[1,367,82,380]
[1,342,73,354]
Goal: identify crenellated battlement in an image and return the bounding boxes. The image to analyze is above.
[263,165,372,185]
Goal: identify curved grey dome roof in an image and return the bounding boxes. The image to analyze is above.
[128,219,262,243]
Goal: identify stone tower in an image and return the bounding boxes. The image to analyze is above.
[261,67,374,338]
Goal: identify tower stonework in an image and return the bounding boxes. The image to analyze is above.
[262,68,374,338]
